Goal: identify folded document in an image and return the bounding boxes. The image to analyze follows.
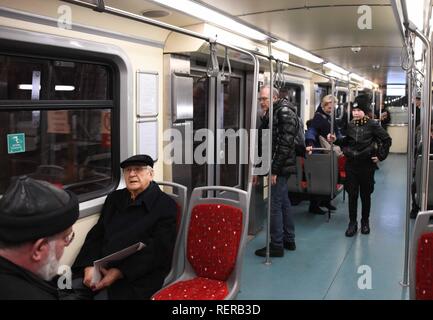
[92,242,146,284]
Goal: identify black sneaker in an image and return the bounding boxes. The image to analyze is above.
[361,221,370,234]
[345,222,358,237]
[309,205,326,215]
[284,241,296,251]
[255,243,284,257]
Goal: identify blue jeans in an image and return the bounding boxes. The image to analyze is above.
[270,176,295,246]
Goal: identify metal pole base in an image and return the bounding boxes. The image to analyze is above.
[264,260,272,266]
[399,281,409,287]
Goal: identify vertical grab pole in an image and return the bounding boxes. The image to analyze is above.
[329,79,336,221]
[347,82,352,127]
[401,69,414,287]
[265,41,274,265]
[411,27,432,214]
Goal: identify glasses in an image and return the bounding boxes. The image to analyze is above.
[123,166,151,174]
[257,97,269,101]
[64,231,74,246]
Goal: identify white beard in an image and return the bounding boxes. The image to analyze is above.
[36,241,60,281]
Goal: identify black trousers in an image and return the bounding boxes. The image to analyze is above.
[345,162,376,223]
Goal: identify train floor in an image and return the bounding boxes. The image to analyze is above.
[238,154,410,300]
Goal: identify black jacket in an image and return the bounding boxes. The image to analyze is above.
[336,117,392,164]
[72,181,177,300]
[271,98,298,177]
[0,256,59,300]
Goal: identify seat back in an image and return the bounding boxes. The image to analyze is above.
[304,151,340,196]
[182,186,249,300]
[156,181,187,286]
[409,210,433,299]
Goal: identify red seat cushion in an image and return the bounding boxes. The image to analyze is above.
[416,233,433,300]
[152,277,228,300]
[187,203,242,281]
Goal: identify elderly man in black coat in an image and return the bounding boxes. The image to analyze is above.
[0,176,79,299]
[72,154,177,300]
[254,86,298,258]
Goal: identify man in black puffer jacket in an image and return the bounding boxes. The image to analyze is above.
[329,94,392,237]
[255,86,298,257]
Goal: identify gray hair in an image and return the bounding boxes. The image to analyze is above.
[322,94,338,106]
[260,85,279,98]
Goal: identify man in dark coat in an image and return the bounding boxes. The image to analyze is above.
[72,154,177,300]
[0,176,79,299]
[255,86,298,258]
[329,95,392,237]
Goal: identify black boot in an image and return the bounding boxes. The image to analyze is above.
[255,243,284,257]
[345,222,358,237]
[321,201,337,211]
[361,220,370,234]
[309,204,326,215]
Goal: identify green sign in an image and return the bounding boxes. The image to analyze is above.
[7,133,26,154]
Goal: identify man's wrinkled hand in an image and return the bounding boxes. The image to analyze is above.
[306,146,313,155]
[92,268,124,291]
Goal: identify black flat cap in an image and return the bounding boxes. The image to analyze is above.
[0,176,79,243]
[353,94,371,114]
[120,154,154,169]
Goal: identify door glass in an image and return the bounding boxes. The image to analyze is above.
[192,75,209,188]
[220,77,241,187]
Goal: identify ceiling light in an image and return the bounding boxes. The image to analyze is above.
[324,62,349,75]
[407,0,425,31]
[350,73,364,82]
[273,41,323,64]
[55,85,75,91]
[351,46,362,53]
[151,0,268,41]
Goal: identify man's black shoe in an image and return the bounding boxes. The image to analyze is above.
[255,243,284,257]
[284,241,296,251]
[361,221,370,234]
[345,222,358,237]
[322,202,337,211]
[309,205,326,215]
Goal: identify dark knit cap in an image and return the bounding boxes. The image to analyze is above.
[0,176,79,243]
[352,94,371,114]
[120,154,154,169]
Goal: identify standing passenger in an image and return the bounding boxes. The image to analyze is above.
[0,176,79,299]
[72,154,177,299]
[328,95,392,237]
[255,85,298,257]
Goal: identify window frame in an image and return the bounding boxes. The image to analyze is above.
[0,51,120,203]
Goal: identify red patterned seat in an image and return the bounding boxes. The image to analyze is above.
[416,233,433,300]
[153,202,243,300]
[152,277,228,300]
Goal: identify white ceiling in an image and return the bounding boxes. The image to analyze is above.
[83,0,405,86]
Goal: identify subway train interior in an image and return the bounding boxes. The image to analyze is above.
[1,0,433,300]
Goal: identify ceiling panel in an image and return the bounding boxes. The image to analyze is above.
[199,1,404,85]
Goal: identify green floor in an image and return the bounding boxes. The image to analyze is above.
[238,154,410,300]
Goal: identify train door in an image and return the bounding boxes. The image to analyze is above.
[167,56,245,195]
[191,66,244,192]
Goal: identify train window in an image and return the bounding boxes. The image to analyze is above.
[0,53,117,201]
[0,55,111,100]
